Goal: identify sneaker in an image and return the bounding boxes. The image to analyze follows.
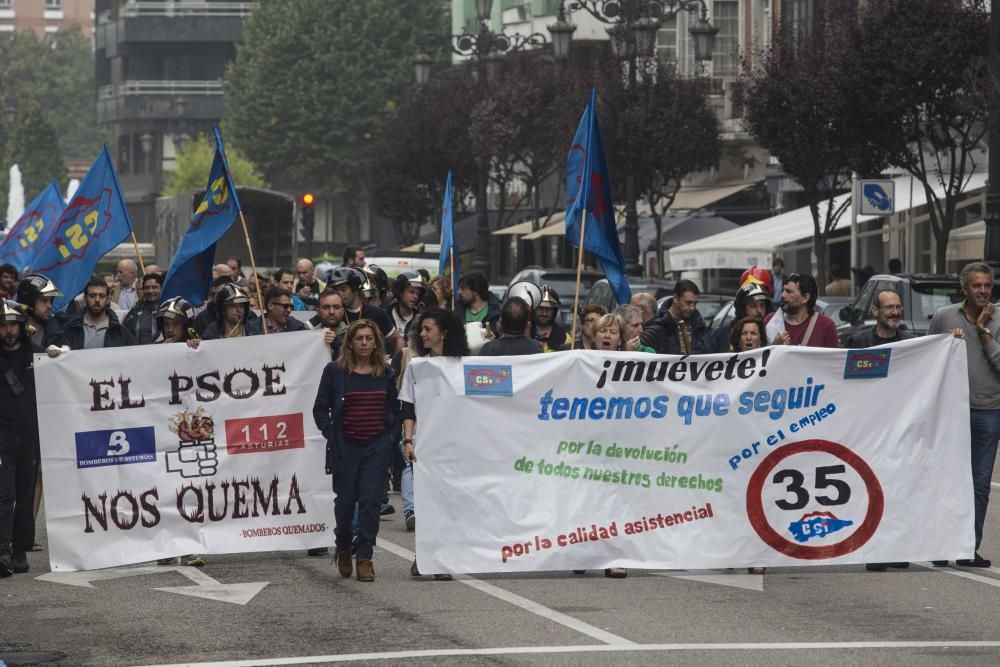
[183,555,206,567]
[404,513,415,532]
[157,557,179,565]
[307,547,329,557]
[11,552,28,574]
[604,568,627,579]
[356,559,375,582]
[0,552,12,578]
[956,553,992,568]
[380,502,395,516]
[866,562,908,572]
[433,573,453,581]
[931,560,948,567]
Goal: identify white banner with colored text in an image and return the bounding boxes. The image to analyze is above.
[412,336,974,573]
[36,331,334,571]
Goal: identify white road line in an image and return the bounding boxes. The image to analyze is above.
[914,562,1000,587]
[134,641,1000,667]
[376,538,634,646]
[992,482,1000,489]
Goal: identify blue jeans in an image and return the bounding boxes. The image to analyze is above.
[401,461,414,517]
[333,434,391,561]
[970,409,1000,551]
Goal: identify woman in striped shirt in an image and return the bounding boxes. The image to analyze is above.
[313,319,399,582]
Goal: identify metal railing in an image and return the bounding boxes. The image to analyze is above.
[121,1,253,18]
[99,80,224,98]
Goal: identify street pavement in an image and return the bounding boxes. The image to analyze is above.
[3,478,1000,667]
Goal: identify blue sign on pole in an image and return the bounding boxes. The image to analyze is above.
[859,180,895,215]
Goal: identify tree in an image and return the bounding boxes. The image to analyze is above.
[163,134,268,197]
[224,0,447,239]
[8,101,67,204]
[600,58,720,275]
[851,0,989,271]
[744,12,885,291]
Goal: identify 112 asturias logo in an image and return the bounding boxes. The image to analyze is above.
[464,364,513,396]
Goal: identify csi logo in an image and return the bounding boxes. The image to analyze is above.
[464,364,513,396]
[843,350,892,379]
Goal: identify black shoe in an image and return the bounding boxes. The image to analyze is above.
[307,547,329,557]
[380,502,395,516]
[11,552,28,574]
[931,560,948,567]
[956,553,991,568]
[865,563,888,572]
[0,552,12,578]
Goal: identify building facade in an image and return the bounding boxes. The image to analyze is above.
[0,0,93,37]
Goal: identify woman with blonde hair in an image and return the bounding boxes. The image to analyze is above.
[313,319,400,582]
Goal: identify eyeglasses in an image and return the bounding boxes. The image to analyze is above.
[272,302,293,310]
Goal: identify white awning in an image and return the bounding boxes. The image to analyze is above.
[668,172,988,271]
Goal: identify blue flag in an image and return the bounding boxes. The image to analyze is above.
[438,171,460,307]
[565,88,631,305]
[31,147,134,312]
[0,182,65,273]
[161,127,242,306]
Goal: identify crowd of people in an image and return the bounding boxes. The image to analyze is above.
[0,251,996,582]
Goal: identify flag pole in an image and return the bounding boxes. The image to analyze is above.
[238,210,268,335]
[129,232,146,276]
[449,246,456,307]
[570,208,588,351]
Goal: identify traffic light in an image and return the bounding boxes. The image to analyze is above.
[300,193,315,242]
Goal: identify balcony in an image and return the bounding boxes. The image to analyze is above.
[97,80,225,124]
[96,1,250,52]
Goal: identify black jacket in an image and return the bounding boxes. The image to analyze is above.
[844,325,913,349]
[531,321,572,352]
[122,302,159,344]
[245,315,306,336]
[0,340,37,437]
[640,302,708,355]
[57,309,138,350]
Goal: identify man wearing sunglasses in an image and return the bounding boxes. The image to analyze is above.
[248,286,306,335]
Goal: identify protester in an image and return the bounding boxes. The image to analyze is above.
[641,279,707,355]
[56,278,137,350]
[711,282,772,353]
[456,270,501,337]
[313,320,400,582]
[224,256,248,287]
[0,300,38,576]
[845,289,912,348]
[427,276,453,310]
[765,273,839,348]
[247,286,306,335]
[343,245,366,269]
[928,261,999,568]
[615,304,655,353]
[399,308,468,580]
[531,287,572,352]
[481,297,542,356]
[212,263,234,281]
[389,272,427,339]
[123,272,163,344]
[271,269,307,310]
[200,284,255,340]
[362,265,390,308]
[15,274,62,351]
[576,304,606,350]
[771,257,785,300]
[294,258,325,309]
[825,265,853,297]
[310,289,348,359]
[110,259,139,310]
[0,264,18,299]
[193,276,234,335]
[328,267,399,350]
[629,292,657,327]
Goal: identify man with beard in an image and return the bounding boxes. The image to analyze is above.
[456,270,501,336]
[530,287,571,352]
[845,289,911,348]
[328,267,399,351]
[640,280,708,355]
[15,274,62,351]
[389,272,426,339]
[57,278,138,350]
[123,273,163,344]
[310,289,348,359]
[0,300,39,575]
[0,264,18,299]
[201,284,256,340]
[764,273,839,348]
[247,286,306,335]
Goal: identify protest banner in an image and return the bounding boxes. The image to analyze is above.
[412,335,974,573]
[36,331,334,571]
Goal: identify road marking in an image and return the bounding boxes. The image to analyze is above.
[377,538,634,646]
[134,640,1000,667]
[914,562,1000,588]
[36,565,268,605]
[651,569,764,592]
[992,482,1000,489]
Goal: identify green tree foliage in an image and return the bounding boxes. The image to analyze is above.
[163,134,267,197]
[8,101,67,208]
[224,0,447,235]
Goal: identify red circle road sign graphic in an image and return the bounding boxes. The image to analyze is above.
[745,439,884,560]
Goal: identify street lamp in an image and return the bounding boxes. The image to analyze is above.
[417,0,573,279]
[140,132,154,174]
[565,0,718,276]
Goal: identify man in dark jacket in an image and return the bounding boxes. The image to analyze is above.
[844,289,912,349]
[246,286,306,335]
[530,287,571,352]
[482,297,542,356]
[15,274,63,351]
[455,270,501,336]
[310,289,348,359]
[122,272,163,344]
[55,278,138,350]
[0,300,39,575]
[641,279,707,355]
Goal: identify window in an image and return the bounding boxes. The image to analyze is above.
[0,0,11,9]
[712,0,739,77]
[656,15,678,63]
[46,0,62,8]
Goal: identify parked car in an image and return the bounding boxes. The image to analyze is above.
[583,277,676,316]
[836,273,963,345]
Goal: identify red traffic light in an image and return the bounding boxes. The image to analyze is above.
[302,193,315,206]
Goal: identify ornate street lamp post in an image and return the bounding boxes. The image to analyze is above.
[413,0,571,279]
[565,0,717,276]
